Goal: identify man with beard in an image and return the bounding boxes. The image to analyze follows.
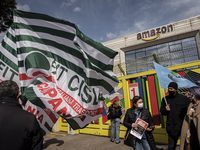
[160,82,190,150]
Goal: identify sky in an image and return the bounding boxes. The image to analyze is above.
[1,0,200,43]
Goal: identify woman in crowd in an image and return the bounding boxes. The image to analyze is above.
[180,86,200,150]
[123,96,157,150]
[108,100,122,144]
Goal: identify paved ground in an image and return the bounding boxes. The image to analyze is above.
[43,132,180,150]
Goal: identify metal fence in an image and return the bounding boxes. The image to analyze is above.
[113,42,199,76]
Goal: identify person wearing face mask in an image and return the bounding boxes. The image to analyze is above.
[123,96,157,150]
[160,82,190,150]
[180,86,200,150]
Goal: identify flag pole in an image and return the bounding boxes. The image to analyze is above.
[157,78,168,105]
[161,88,168,105]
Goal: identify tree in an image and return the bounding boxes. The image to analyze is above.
[0,0,17,33]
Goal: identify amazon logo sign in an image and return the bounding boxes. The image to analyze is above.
[137,24,173,41]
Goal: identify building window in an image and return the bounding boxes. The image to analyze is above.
[125,37,199,74]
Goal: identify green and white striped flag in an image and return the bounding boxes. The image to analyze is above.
[0,10,118,135]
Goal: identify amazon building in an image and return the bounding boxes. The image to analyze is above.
[103,15,200,77]
[101,15,200,143]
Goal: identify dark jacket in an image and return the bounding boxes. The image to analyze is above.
[160,93,190,137]
[123,107,157,150]
[0,97,43,150]
[108,105,122,119]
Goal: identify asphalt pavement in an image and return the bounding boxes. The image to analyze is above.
[43,132,180,150]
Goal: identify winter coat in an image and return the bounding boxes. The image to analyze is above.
[0,97,43,150]
[180,103,200,150]
[123,107,157,150]
[160,93,190,137]
[108,105,122,119]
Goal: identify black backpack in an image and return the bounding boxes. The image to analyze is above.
[107,106,121,119]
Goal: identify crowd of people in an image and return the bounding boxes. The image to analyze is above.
[1,80,200,150]
[109,82,200,150]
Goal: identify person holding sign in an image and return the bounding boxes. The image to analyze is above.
[160,82,190,150]
[123,96,156,150]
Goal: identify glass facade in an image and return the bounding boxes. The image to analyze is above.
[125,37,199,74]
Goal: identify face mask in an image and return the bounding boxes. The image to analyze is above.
[138,103,143,109]
[168,91,175,96]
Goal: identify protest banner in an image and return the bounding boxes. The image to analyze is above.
[0,10,118,135]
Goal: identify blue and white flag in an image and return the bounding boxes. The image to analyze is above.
[153,62,196,89]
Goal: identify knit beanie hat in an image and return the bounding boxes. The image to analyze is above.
[168,82,178,90]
